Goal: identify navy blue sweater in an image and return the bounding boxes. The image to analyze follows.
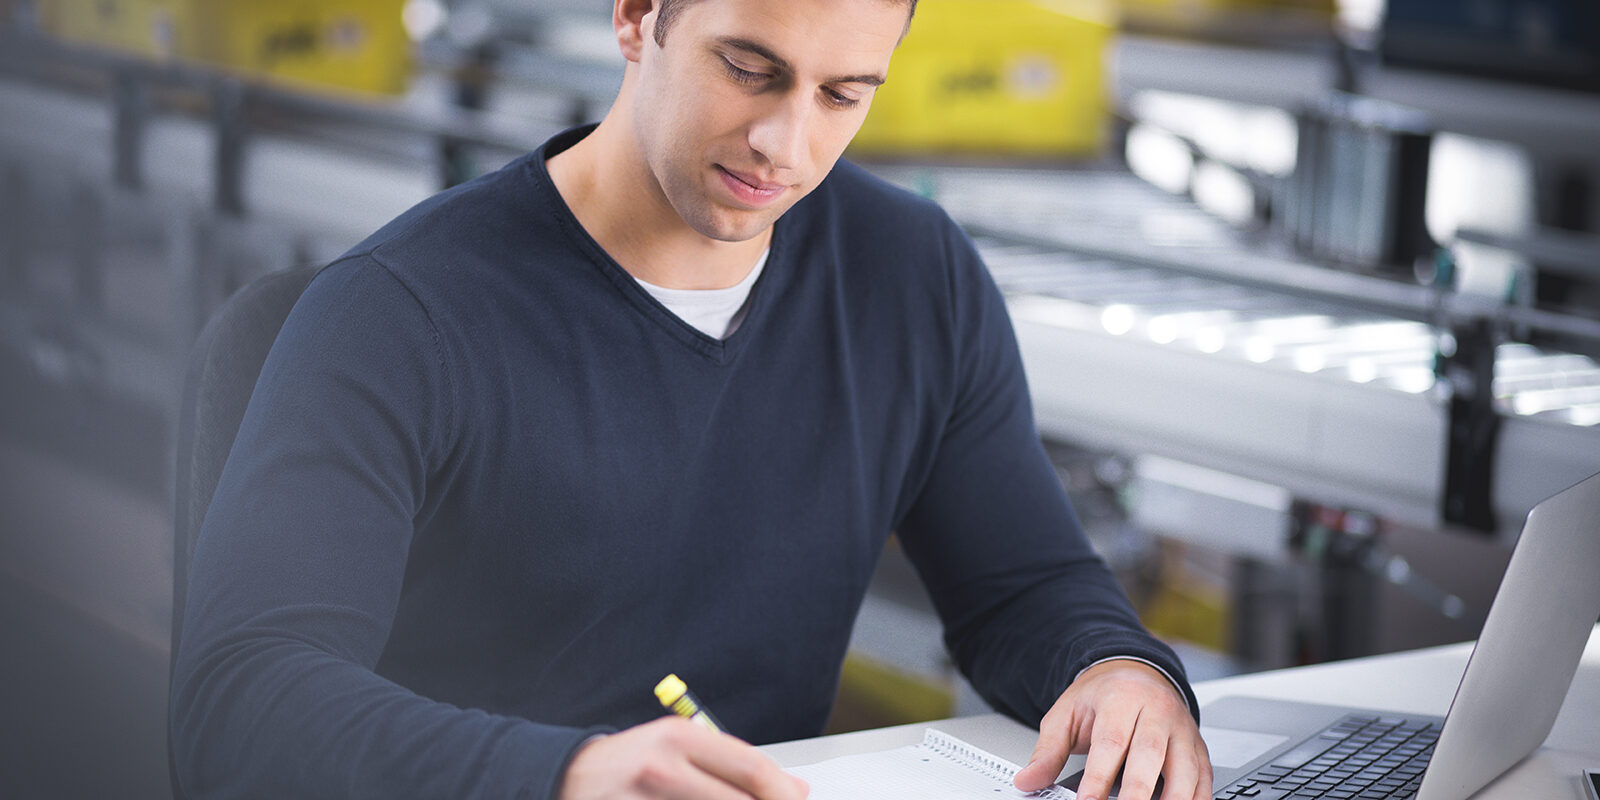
[171,127,1196,799]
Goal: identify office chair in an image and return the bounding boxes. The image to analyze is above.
[169,262,323,800]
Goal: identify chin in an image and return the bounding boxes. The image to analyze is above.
[717,217,777,242]
[688,206,782,244]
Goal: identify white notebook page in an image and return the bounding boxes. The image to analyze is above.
[788,729,1076,800]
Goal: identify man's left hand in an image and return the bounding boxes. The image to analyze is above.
[1012,659,1211,800]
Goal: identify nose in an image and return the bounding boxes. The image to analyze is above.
[746,90,811,174]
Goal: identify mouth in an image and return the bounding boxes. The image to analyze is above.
[715,165,787,207]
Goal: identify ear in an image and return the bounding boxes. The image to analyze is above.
[614,0,657,63]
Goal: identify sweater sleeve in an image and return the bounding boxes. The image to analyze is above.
[893,221,1201,727]
[169,258,600,800]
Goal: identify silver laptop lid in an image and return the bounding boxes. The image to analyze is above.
[1418,470,1600,800]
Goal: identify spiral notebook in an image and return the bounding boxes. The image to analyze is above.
[788,728,1074,799]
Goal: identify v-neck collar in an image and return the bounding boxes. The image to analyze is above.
[530,125,788,366]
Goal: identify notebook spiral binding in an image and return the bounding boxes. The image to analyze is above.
[922,729,1075,799]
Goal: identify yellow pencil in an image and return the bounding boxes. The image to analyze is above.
[654,673,724,732]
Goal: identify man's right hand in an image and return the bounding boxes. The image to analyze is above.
[558,717,809,800]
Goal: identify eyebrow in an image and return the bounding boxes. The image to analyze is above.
[715,36,887,87]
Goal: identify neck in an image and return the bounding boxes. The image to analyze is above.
[547,97,771,291]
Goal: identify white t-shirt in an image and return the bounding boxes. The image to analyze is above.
[634,249,770,340]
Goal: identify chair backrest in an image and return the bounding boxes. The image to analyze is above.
[169,262,322,799]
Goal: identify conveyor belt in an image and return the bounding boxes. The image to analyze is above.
[976,235,1600,429]
[883,166,1600,538]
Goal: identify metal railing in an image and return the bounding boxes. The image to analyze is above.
[0,25,616,215]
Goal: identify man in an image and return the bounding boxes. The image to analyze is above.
[170,1,1212,799]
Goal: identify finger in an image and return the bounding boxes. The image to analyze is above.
[1154,733,1202,800]
[1192,735,1215,800]
[616,722,759,800]
[1014,708,1079,792]
[682,730,807,800]
[1111,716,1172,800]
[1073,706,1141,800]
[640,756,762,800]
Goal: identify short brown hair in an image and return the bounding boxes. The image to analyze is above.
[652,0,918,47]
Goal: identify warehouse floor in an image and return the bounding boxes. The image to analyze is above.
[0,438,173,800]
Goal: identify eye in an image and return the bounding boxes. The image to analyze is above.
[822,87,862,110]
[721,57,769,85]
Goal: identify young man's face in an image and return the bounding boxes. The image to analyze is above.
[627,0,908,243]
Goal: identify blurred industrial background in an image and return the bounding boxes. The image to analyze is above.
[3,0,1600,797]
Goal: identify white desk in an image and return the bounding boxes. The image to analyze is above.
[764,625,1600,798]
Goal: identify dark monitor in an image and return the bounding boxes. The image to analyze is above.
[1380,0,1600,94]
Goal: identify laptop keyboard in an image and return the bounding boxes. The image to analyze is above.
[1213,713,1440,800]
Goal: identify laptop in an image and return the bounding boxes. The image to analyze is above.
[1191,470,1600,800]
